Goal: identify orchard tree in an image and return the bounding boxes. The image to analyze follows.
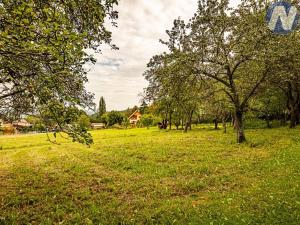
[144,19,206,132]
[265,32,300,128]
[189,0,274,142]
[0,0,119,145]
[107,111,124,126]
[249,86,287,128]
[78,114,91,130]
[140,114,154,129]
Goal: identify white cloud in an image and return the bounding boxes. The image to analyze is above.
[86,0,240,111]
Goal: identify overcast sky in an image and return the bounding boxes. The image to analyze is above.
[86,0,240,111]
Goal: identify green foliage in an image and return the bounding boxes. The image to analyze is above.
[139,101,149,114]
[100,113,109,126]
[140,114,155,129]
[144,0,300,141]
[89,113,100,123]
[0,0,119,144]
[111,124,125,129]
[99,97,107,118]
[121,117,131,129]
[105,111,124,127]
[67,124,93,146]
[77,114,91,130]
[26,115,46,131]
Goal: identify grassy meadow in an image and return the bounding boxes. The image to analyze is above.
[0,125,299,224]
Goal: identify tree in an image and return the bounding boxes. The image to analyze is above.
[99,97,107,119]
[26,115,45,131]
[121,117,131,129]
[140,114,154,129]
[139,100,149,114]
[188,0,274,143]
[144,19,211,133]
[249,86,287,128]
[107,111,124,126]
[203,90,232,133]
[101,113,109,126]
[159,19,200,132]
[264,33,300,128]
[78,114,91,130]
[0,0,119,145]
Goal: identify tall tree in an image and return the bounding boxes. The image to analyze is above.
[189,0,273,143]
[0,0,119,144]
[99,96,107,118]
[144,19,206,132]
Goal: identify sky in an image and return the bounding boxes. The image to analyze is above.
[86,0,240,111]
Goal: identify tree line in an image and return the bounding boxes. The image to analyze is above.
[143,0,300,143]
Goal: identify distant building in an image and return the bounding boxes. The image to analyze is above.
[12,119,33,129]
[0,119,32,135]
[91,123,106,130]
[128,110,142,125]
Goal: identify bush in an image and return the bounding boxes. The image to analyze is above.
[77,114,91,129]
[140,114,155,129]
[100,113,109,125]
[122,118,131,129]
[111,124,124,129]
[107,111,124,126]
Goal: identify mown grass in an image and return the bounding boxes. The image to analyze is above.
[0,125,299,224]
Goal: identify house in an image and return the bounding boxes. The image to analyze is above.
[128,110,142,125]
[91,123,105,130]
[12,119,33,129]
[0,119,32,135]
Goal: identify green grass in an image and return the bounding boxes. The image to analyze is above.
[0,125,299,224]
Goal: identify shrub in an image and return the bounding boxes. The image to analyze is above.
[77,114,91,129]
[107,111,124,126]
[122,118,131,129]
[111,124,124,129]
[140,114,155,129]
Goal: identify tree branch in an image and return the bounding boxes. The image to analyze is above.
[241,71,268,108]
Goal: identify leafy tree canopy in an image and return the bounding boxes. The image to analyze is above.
[0,0,118,145]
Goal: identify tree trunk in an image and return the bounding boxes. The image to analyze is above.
[287,82,300,128]
[169,113,172,130]
[214,118,218,130]
[222,117,227,134]
[235,110,246,143]
[266,113,271,128]
[290,106,300,128]
[280,111,287,126]
[184,110,194,133]
[184,123,189,133]
[232,113,236,129]
[162,119,167,129]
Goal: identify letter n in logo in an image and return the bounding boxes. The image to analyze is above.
[266,1,299,35]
